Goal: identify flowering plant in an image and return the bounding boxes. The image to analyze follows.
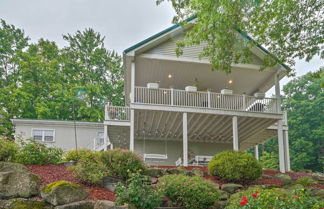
[227,187,323,209]
[14,138,63,165]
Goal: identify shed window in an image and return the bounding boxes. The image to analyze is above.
[32,129,55,142]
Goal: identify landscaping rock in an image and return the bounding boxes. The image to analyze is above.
[211,200,227,209]
[311,172,324,181]
[274,173,292,184]
[0,162,28,172]
[218,190,230,201]
[210,182,220,190]
[41,180,89,206]
[191,168,205,177]
[262,174,274,179]
[102,176,124,192]
[166,168,184,175]
[284,184,304,190]
[308,188,324,199]
[184,170,195,176]
[94,200,114,209]
[109,205,129,209]
[54,200,95,209]
[146,176,159,185]
[144,168,166,177]
[221,184,243,194]
[58,161,77,167]
[0,198,53,209]
[0,163,41,198]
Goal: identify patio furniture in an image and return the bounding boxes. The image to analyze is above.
[193,155,213,166]
[147,82,159,89]
[185,86,197,92]
[221,89,233,95]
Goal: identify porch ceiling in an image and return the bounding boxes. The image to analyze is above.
[133,110,277,147]
[135,57,278,96]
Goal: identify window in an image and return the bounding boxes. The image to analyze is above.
[32,129,55,142]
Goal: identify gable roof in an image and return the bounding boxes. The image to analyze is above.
[123,17,290,71]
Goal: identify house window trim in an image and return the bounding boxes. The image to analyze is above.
[31,128,56,143]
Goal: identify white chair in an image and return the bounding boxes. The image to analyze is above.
[143,153,168,161]
[194,155,213,166]
[175,157,182,166]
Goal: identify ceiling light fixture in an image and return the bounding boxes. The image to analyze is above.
[168,74,173,78]
[228,80,233,84]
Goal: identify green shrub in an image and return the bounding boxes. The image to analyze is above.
[63,149,97,162]
[99,149,146,180]
[68,153,107,184]
[294,177,317,187]
[14,138,63,165]
[226,187,323,209]
[158,174,219,209]
[208,150,262,182]
[70,149,146,184]
[115,173,161,209]
[0,137,18,161]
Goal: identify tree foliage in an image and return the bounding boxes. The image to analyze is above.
[282,69,324,172]
[0,20,124,137]
[157,0,323,73]
[260,70,324,172]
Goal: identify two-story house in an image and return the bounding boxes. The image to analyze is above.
[101,19,291,173]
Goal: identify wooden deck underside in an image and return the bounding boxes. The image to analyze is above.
[107,110,278,150]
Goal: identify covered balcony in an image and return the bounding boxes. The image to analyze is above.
[133,86,279,114]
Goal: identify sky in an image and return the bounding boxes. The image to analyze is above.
[0,0,322,94]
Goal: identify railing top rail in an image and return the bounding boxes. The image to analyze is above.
[135,86,276,100]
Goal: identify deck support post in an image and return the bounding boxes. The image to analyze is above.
[232,116,239,151]
[183,112,188,166]
[103,125,108,151]
[274,73,281,113]
[131,62,135,103]
[284,130,291,171]
[171,88,174,106]
[255,144,259,160]
[130,109,135,151]
[278,120,286,173]
[207,91,211,108]
[275,72,289,172]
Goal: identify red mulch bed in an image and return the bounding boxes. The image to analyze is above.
[152,166,323,189]
[26,164,323,201]
[26,164,115,202]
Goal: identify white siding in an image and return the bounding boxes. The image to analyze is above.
[13,120,103,151]
[144,34,264,65]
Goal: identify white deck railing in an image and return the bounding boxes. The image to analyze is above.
[105,106,130,121]
[134,86,279,114]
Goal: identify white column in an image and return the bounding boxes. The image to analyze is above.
[130,109,135,151]
[130,62,135,103]
[183,112,188,166]
[103,125,108,151]
[278,120,286,173]
[284,130,291,171]
[274,73,281,113]
[171,88,174,106]
[207,91,211,108]
[255,144,259,160]
[232,116,239,151]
